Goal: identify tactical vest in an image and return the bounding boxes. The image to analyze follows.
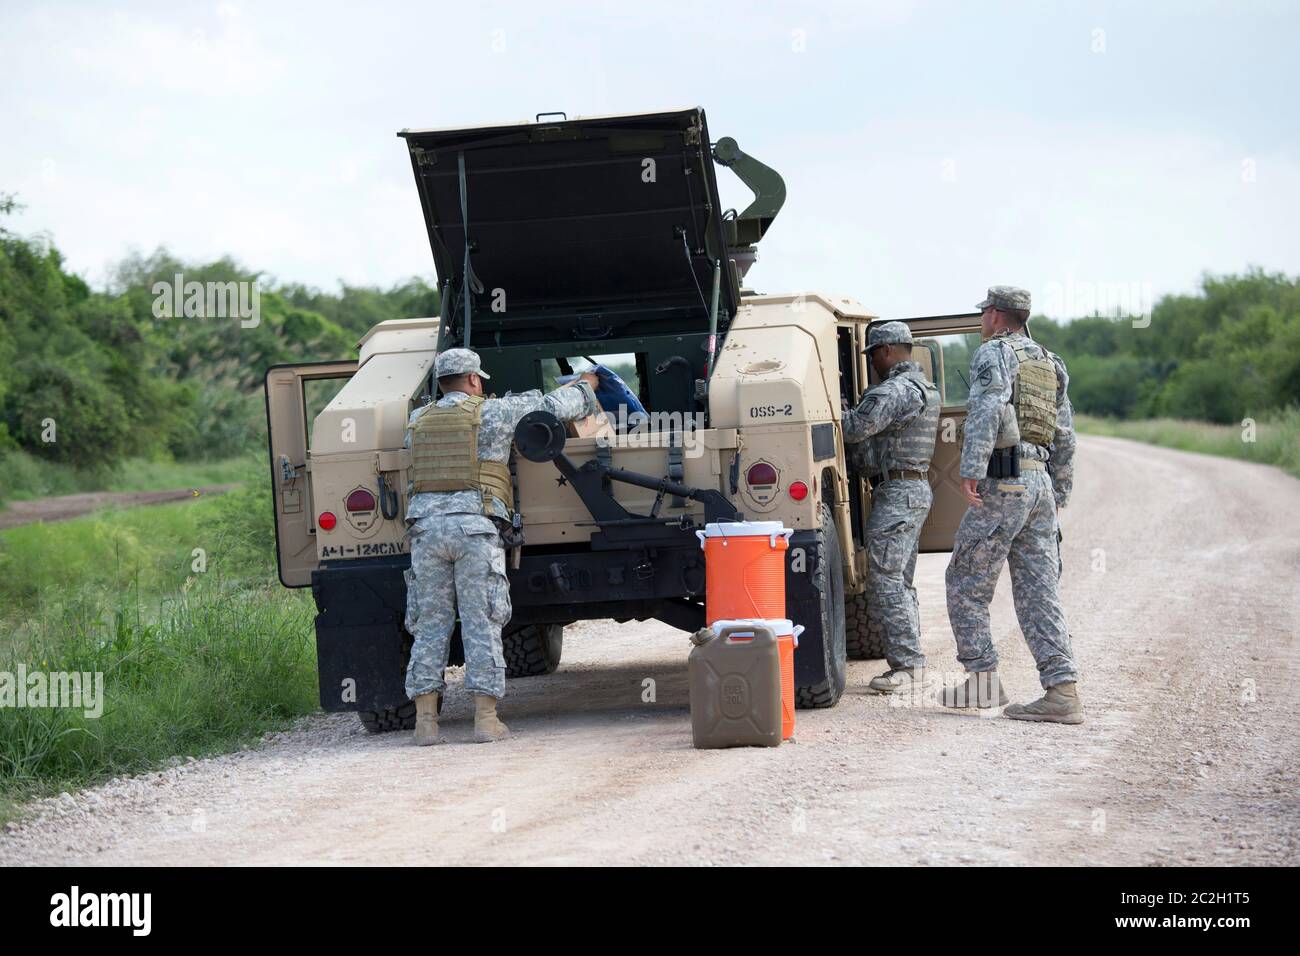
[1008,340,1059,447]
[877,366,941,474]
[409,395,514,519]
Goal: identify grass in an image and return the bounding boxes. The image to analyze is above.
[1076,408,1300,478]
[0,582,317,815]
[0,475,317,823]
[0,494,249,619]
[0,449,258,506]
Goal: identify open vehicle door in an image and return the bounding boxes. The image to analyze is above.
[264,361,358,587]
[900,312,985,552]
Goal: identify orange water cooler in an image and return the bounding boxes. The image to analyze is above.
[695,521,793,622]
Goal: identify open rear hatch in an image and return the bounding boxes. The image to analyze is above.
[399,108,738,346]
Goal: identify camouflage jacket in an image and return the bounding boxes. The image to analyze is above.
[843,361,940,476]
[404,381,598,522]
[961,331,1076,506]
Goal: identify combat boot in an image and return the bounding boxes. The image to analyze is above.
[413,692,442,746]
[473,694,510,743]
[1004,682,1084,725]
[868,667,932,695]
[937,670,1008,709]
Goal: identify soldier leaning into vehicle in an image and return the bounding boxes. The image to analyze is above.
[403,348,599,745]
[843,321,941,696]
[939,286,1082,724]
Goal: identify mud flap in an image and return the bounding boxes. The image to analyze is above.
[313,557,465,714]
[316,621,408,712]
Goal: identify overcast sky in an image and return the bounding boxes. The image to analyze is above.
[2,0,1297,319]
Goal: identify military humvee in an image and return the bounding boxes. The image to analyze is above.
[264,108,981,732]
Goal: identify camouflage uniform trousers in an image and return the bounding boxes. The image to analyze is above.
[865,478,931,670]
[403,513,512,701]
[944,468,1078,689]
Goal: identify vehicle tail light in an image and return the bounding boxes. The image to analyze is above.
[788,480,809,501]
[345,489,377,513]
[746,462,778,485]
[318,511,337,531]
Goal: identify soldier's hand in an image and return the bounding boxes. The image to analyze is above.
[961,477,983,508]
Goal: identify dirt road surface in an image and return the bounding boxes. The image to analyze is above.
[0,486,237,530]
[3,437,1297,865]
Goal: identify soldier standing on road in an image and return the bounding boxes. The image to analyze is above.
[403,348,599,745]
[843,321,941,696]
[939,286,1083,723]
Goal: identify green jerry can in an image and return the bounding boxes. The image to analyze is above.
[688,621,783,749]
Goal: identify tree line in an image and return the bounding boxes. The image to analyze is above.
[1030,270,1300,424]
[0,197,437,472]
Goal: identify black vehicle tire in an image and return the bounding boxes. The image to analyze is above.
[503,623,563,678]
[358,625,446,733]
[359,701,417,734]
[795,504,848,709]
[846,590,888,660]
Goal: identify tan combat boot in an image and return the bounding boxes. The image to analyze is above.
[473,694,510,743]
[937,670,1009,709]
[413,692,442,746]
[868,667,932,695]
[1004,682,1084,725]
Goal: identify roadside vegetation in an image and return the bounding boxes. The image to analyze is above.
[0,480,316,823]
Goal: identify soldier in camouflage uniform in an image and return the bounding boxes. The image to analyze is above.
[403,348,598,744]
[939,287,1083,723]
[843,321,941,695]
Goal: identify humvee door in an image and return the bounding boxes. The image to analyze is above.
[264,361,358,586]
[900,313,984,552]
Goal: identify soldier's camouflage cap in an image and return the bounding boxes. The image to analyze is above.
[977,285,1032,313]
[435,347,490,379]
[865,320,913,351]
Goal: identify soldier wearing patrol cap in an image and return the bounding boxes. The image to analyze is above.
[938,286,1083,723]
[843,320,941,695]
[402,347,599,744]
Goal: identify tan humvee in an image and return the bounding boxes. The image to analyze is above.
[265,108,980,731]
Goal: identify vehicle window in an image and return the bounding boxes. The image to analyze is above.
[303,376,351,446]
[540,352,642,406]
[917,332,983,406]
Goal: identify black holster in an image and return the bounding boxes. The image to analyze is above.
[499,517,524,550]
[986,445,1021,479]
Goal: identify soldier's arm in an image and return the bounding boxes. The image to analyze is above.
[542,379,600,422]
[959,341,1014,479]
[489,380,600,432]
[1047,353,1076,508]
[842,379,922,443]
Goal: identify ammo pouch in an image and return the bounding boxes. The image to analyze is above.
[986,444,1021,479]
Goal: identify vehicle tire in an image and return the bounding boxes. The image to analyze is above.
[358,626,443,733]
[845,590,888,660]
[359,701,417,733]
[503,623,563,678]
[795,504,848,709]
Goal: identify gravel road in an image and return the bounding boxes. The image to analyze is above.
[3,436,1297,865]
